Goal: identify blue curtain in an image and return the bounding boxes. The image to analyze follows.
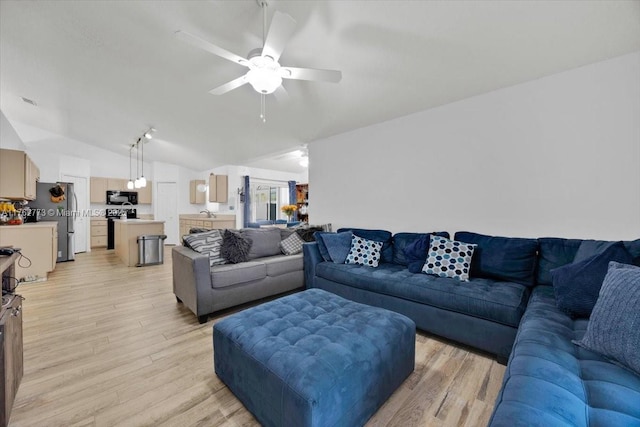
[288,180,297,222]
[243,176,250,228]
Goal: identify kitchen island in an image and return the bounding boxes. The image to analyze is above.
[113,219,165,267]
[0,222,58,281]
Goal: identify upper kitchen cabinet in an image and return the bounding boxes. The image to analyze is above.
[90,177,108,203]
[0,149,40,200]
[208,174,228,203]
[137,181,152,204]
[189,180,206,204]
[107,178,128,192]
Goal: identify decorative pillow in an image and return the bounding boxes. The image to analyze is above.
[345,235,383,267]
[315,231,353,263]
[221,229,252,264]
[551,242,632,318]
[183,229,226,267]
[296,226,324,242]
[393,232,450,266]
[454,231,539,286]
[280,232,305,255]
[337,228,393,264]
[574,262,640,375]
[403,235,432,274]
[422,236,476,281]
[573,240,616,263]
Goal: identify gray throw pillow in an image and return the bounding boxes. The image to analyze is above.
[183,229,226,267]
[221,229,252,264]
[574,261,640,375]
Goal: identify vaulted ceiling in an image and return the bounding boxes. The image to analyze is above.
[1,1,638,173]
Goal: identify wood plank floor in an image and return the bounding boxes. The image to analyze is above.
[9,248,505,427]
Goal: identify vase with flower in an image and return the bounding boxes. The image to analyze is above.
[281,204,297,222]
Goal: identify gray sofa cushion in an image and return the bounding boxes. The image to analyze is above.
[241,228,282,260]
[210,261,266,289]
[262,254,304,277]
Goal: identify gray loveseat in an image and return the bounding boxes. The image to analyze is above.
[173,227,304,323]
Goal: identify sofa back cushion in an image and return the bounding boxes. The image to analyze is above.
[455,232,539,286]
[392,232,450,266]
[240,228,282,260]
[337,228,393,263]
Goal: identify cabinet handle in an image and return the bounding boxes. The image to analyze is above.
[12,306,21,317]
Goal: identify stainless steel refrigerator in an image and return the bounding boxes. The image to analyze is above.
[31,182,76,262]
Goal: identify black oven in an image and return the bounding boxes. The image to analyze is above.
[106,191,138,205]
[105,208,137,250]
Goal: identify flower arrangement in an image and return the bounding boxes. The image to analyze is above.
[280,204,298,219]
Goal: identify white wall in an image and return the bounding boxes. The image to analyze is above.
[0,110,27,150]
[310,52,640,240]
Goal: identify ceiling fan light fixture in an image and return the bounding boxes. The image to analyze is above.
[247,55,282,94]
[299,156,309,167]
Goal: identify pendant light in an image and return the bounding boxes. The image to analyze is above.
[139,136,147,188]
[134,138,141,188]
[127,145,134,189]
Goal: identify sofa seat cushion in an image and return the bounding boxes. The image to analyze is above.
[261,254,303,277]
[489,286,640,427]
[210,261,267,289]
[315,262,529,327]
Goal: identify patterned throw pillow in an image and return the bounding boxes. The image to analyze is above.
[422,235,476,281]
[280,232,305,255]
[183,230,227,267]
[345,235,383,267]
[574,262,640,375]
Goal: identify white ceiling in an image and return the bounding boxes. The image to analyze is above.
[1,1,639,174]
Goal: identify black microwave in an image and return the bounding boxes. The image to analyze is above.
[106,191,138,205]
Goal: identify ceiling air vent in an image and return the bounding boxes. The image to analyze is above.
[21,97,37,106]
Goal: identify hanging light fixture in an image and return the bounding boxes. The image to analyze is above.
[134,137,142,188]
[127,145,135,189]
[139,136,147,188]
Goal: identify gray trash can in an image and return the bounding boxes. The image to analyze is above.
[137,234,167,267]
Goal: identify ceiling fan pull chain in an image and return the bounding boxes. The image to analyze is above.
[260,93,266,123]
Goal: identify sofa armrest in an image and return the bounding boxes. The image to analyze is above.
[303,242,323,289]
[172,246,212,316]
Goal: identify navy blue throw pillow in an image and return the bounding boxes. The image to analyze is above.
[551,242,633,318]
[403,235,431,273]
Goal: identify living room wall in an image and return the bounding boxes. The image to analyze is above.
[309,52,640,240]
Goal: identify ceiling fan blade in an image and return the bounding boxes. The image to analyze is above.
[281,67,342,83]
[273,85,290,103]
[209,75,249,95]
[262,11,297,61]
[175,30,248,67]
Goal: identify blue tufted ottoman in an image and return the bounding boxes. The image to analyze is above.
[213,288,416,427]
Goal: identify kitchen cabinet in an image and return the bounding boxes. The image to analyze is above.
[189,180,206,204]
[0,222,58,281]
[90,177,151,204]
[137,180,152,204]
[208,174,228,203]
[90,177,108,203]
[90,218,107,248]
[107,178,127,192]
[178,214,236,239]
[113,220,165,267]
[0,293,23,427]
[0,149,40,201]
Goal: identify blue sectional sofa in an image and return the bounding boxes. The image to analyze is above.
[303,229,640,426]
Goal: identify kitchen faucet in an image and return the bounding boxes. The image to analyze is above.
[200,210,216,218]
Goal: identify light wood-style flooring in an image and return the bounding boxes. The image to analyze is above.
[9,248,505,427]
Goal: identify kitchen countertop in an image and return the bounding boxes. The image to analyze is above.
[179,214,235,221]
[0,221,58,229]
[112,219,164,224]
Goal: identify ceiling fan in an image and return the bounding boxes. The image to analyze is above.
[175,0,342,122]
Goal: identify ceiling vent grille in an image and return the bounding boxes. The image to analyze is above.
[21,97,37,106]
